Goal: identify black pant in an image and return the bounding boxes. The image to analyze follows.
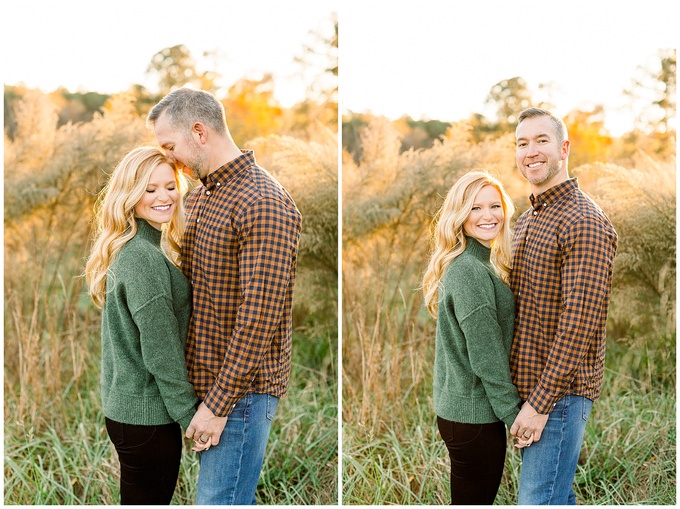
[105,417,182,505]
[437,416,506,505]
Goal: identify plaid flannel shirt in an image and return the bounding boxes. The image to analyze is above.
[509,179,618,414]
[182,151,302,417]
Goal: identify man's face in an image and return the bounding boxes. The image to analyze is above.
[153,112,208,180]
[515,115,569,191]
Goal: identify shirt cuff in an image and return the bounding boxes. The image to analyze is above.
[203,385,238,418]
[527,384,561,415]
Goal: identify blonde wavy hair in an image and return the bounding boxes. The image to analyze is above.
[85,146,189,308]
[422,170,515,318]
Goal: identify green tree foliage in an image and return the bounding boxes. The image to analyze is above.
[341,111,369,162]
[146,44,199,96]
[5,86,111,141]
[615,49,677,162]
[485,76,533,130]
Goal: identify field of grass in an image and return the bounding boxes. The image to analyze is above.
[4,313,338,505]
[3,95,339,505]
[342,302,676,505]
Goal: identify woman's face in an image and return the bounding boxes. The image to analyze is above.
[463,185,504,247]
[134,163,179,230]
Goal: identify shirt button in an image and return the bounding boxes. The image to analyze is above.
[543,203,547,207]
[533,211,538,216]
[196,219,200,223]
[525,235,529,240]
[206,190,211,196]
[217,182,221,187]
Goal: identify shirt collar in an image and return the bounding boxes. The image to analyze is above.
[202,150,256,190]
[530,178,579,211]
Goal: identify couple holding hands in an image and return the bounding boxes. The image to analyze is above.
[85,88,301,505]
[423,108,618,504]
[86,88,616,506]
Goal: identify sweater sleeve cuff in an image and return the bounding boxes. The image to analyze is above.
[502,406,521,429]
[177,406,198,431]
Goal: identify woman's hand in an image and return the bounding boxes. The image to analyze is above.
[514,432,534,449]
[191,436,212,452]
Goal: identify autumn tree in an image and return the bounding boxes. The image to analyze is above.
[563,105,613,169]
[222,74,283,145]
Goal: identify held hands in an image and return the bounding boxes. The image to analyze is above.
[510,401,549,449]
[186,402,228,452]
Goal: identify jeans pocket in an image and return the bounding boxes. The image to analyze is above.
[266,395,279,421]
[582,398,594,421]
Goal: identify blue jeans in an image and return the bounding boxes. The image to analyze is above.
[196,393,279,505]
[518,395,593,505]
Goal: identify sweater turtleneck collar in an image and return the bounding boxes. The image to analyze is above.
[464,236,491,262]
[135,218,163,246]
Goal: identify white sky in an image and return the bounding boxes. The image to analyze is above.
[2,0,337,107]
[341,0,678,136]
[2,1,677,137]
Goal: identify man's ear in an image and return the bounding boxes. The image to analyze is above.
[193,122,207,143]
[561,139,571,160]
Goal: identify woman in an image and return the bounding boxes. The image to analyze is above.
[85,146,201,504]
[422,170,527,505]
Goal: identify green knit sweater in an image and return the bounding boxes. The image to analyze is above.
[101,218,198,430]
[433,237,521,428]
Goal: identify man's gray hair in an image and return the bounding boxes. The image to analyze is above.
[147,87,227,136]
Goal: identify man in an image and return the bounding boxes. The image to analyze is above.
[508,108,618,504]
[147,87,302,505]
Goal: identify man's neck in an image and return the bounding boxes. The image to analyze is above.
[208,142,244,176]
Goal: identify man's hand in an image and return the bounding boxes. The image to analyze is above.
[510,401,549,443]
[186,402,228,450]
[514,434,534,449]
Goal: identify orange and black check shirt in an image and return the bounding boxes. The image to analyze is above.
[509,179,618,415]
[182,151,302,417]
